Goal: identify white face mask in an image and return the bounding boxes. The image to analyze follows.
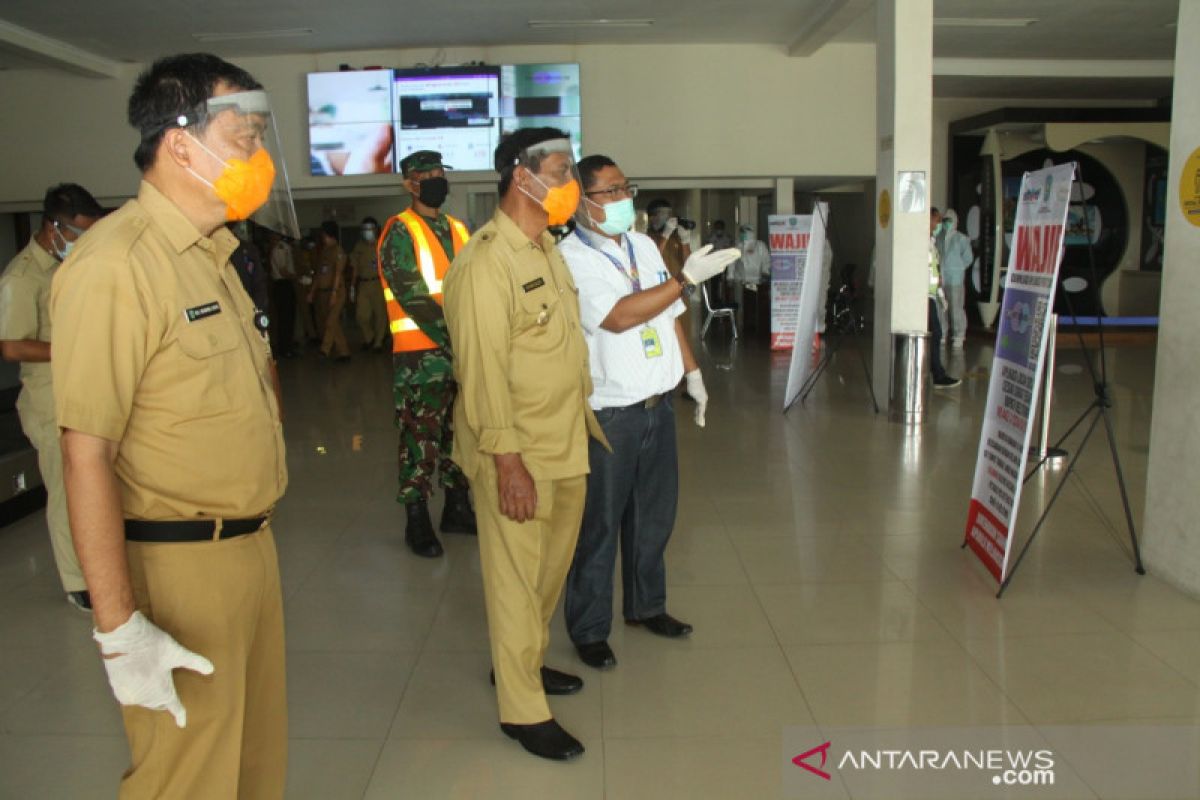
[51,222,82,261]
[362,229,377,242]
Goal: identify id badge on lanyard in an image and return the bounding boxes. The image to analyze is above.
[641,326,663,359]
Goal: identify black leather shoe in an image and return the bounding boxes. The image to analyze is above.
[575,641,617,670]
[500,719,584,761]
[627,612,693,638]
[489,667,583,696]
[440,486,477,535]
[404,500,443,558]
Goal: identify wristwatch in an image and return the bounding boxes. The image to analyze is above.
[675,271,696,298]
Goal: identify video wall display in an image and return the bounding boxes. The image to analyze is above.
[307,63,581,176]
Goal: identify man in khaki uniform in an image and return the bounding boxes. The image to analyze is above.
[52,53,290,799]
[350,216,389,351]
[444,127,606,762]
[0,183,103,611]
[310,220,351,360]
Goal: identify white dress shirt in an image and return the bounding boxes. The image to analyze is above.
[558,228,685,409]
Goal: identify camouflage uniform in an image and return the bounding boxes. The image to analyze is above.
[379,211,467,504]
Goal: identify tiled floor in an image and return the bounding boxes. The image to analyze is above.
[2,325,1199,799]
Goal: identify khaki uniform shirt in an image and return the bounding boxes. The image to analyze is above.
[312,244,346,292]
[443,209,606,482]
[0,239,58,421]
[348,239,378,282]
[51,181,287,521]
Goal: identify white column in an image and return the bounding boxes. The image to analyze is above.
[775,178,795,215]
[1143,0,1200,595]
[872,0,933,408]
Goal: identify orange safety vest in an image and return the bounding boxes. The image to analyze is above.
[376,209,470,353]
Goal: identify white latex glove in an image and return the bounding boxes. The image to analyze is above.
[93,610,214,728]
[685,369,708,428]
[681,244,743,286]
[349,284,357,304]
[675,227,691,247]
[662,217,679,238]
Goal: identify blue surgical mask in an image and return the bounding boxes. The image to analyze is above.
[594,197,636,236]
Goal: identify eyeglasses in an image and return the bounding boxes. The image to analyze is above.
[53,220,87,239]
[585,183,639,200]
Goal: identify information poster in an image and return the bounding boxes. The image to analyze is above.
[964,164,1075,582]
[779,205,828,410]
[769,214,814,350]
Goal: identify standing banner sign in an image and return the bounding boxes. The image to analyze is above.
[769,214,811,350]
[964,164,1075,582]
[780,205,829,409]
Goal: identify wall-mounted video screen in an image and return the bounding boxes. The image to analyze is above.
[307,63,581,176]
[307,70,395,177]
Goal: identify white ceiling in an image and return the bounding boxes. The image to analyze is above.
[0,0,1181,100]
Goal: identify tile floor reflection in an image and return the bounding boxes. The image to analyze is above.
[2,329,1198,799]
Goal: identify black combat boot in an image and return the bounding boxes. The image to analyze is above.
[440,486,477,535]
[405,500,443,558]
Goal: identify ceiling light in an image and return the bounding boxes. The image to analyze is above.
[934,17,1038,28]
[193,28,314,42]
[528,19,654,30]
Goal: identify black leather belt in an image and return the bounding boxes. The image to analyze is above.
[619,393,664,410]
[125,517,267,543]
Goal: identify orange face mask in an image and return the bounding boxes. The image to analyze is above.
[187,134,276,221]
[523,171,581,226]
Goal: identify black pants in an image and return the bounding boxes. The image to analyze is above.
[928,297,949,381]
[270,279,296,357]
[564,397,678,645]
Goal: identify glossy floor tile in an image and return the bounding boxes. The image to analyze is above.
[1,331,1196,798]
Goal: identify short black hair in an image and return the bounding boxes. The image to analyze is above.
[494,127,570,196]
[361,216,379,228]
[42,183,103,222]
[647,199,671,216]
[577,154,616,192]
[713,219,726,228]
[321,220,339,241]
[128,53,262,172]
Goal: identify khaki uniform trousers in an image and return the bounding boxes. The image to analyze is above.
[17,399,84,592]
[355,279,389,348]
[472,462,587,724]
[316,289,349,357]
[119,526,287,800]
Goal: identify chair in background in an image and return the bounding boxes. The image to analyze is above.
[701,281,738,339]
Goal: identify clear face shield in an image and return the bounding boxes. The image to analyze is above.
[184,89,300,240]
[512,138,581,227]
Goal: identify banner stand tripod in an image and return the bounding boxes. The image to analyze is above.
[786,200,879,414]
[796,306,879,413]
[991,162,1145,598]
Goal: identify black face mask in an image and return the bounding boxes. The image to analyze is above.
[416,177,449,208]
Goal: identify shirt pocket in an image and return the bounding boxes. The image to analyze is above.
[512,288,564,350]
[175,320,241,415]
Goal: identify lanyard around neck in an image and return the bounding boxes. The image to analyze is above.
[576,228,641,292]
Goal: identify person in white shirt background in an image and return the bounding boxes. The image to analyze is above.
[732,224,771,330]
[556,154,739,670]
[936,208,973,349]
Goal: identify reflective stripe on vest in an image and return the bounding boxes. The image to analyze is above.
[376,210,469,352]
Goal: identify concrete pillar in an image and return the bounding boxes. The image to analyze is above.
[872,0,933,408]
[1143,0,1200,596]
[775,178,795,215]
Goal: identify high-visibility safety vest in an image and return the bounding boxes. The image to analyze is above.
[376,209,470,353]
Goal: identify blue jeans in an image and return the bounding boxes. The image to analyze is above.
[564,396,679,645]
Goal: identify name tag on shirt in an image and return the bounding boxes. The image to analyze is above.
[641,326,663,359]
[523,277,545,293]
[184,301,221,323]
